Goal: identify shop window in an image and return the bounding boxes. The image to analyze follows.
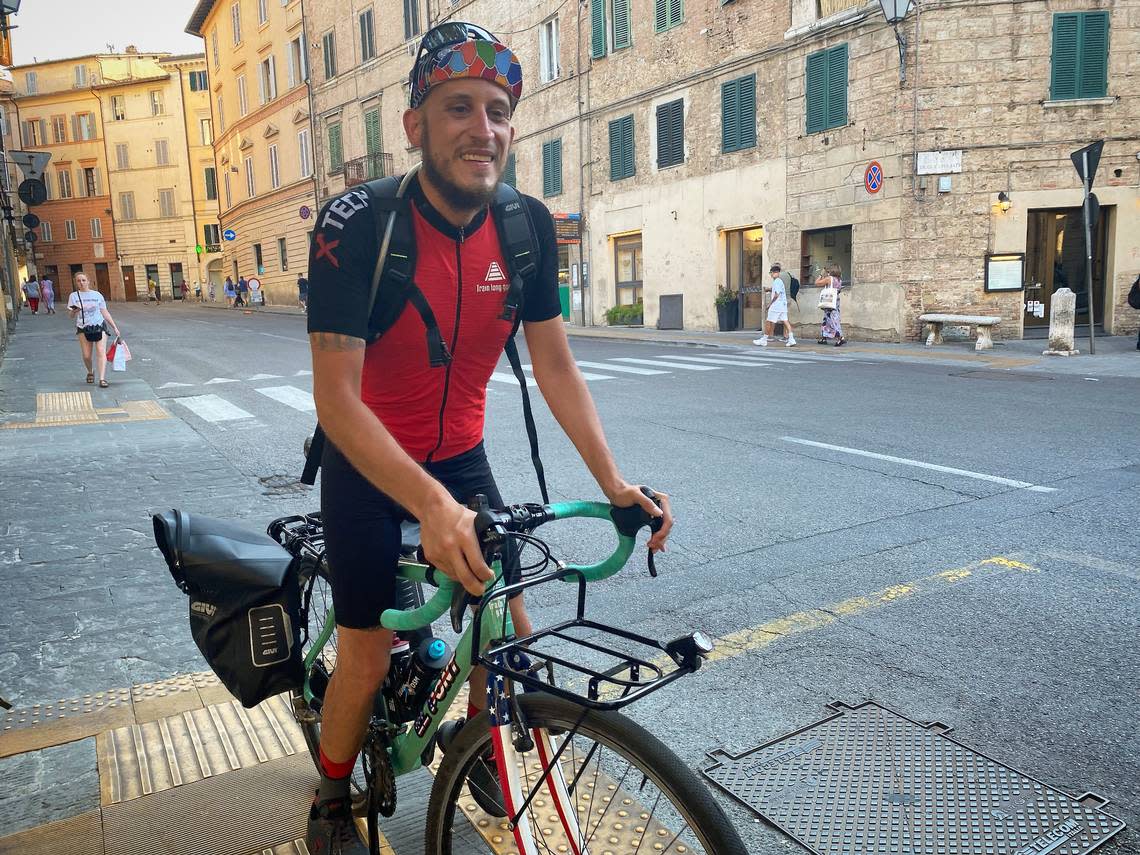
[800,225,852,287]
[614,234,643,305]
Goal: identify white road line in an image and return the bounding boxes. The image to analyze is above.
[247,373,283,381]
[612,358,721,371]
[174,395,254,423]
[654,354,776,367]
[260,333,310,343]
[490,372,537,387]
[732,350,852,363]
[158,382,194,389]
[575,360,668,376]
[204,377,239,385]
[256,385,316,412]
[522,364,614,381]
[294,369,312,377]
[781,437,1058,493]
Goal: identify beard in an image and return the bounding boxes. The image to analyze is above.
[420,124,500,211]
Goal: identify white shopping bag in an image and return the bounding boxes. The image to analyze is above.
[817,286,837,310]
[112,339,128,371]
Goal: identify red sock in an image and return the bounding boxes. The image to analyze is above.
[467,701,481,721]
[319,745,358,780]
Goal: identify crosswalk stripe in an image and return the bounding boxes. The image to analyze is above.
[612,358,720,371]
[656,354,776,367]
[522,364,614,381]
[575,360,668,375]
[490,372,537,387]
[294,370,313,377]
[729,349,852,363]
[256,386,316,412]
[247,373,283,381]
[204,377,239,385]
[173,395,254,422]
[158,382,194,389]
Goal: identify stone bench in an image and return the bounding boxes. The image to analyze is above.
[918,313,1001,351]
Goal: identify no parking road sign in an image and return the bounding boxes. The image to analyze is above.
[864,161,883,194]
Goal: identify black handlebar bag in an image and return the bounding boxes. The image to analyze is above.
[153,509,304,707]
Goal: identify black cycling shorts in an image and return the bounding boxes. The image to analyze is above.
[320,440,520,630]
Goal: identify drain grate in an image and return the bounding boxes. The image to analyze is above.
[702,701,1125,855]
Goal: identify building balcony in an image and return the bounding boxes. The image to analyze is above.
[343,152,394,188]
[205,243,221,253]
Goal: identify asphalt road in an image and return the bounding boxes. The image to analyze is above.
[66,305,1140,851]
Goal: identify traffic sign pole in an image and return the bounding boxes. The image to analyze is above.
[1081,151,1095,355]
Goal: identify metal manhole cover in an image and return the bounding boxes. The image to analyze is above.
[702,701,1125,855]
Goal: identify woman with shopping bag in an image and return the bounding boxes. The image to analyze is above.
[815,265,846,346]
[67,272,122,388]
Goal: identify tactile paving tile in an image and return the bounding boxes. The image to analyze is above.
[1,688,133,733]
[702,701,1126,855]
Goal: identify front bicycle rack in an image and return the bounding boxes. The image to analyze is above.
[474,566,701,712]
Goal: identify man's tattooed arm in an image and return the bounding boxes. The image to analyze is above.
[310,332,365,351]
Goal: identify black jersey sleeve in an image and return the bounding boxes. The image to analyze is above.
[306,188,379,340]
[520,194,564,324]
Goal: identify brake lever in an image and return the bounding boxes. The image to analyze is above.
[450,585,471,634]
[642,486,663,579]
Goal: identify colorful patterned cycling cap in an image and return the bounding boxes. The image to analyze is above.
[408,21,523,111]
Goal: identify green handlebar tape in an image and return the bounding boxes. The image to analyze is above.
[381,578,456,632]
[549,501,638,582]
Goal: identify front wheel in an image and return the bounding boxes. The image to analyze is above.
[425,693,747,855]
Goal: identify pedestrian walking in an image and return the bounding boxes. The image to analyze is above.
[236,276,249,307]
[297,273,309,311]
[753,263,796,347]
[40,277,56,314]
[68,272,122,388]
[816,264,846,346]
[223,276,235,307]
[180,280,190,301]
[22,279,41,313]
[194,280,203,302]
[1128,274,1140,351]
[147,276,160,305]
[208,280,217,302]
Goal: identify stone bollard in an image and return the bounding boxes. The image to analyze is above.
[1043,287,1080,356]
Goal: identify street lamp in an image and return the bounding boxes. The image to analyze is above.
[877,0,913,86]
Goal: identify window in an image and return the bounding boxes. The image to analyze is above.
[502,152,517,187]
[614,234,643,305]
[82,167,98,196]
[189,70,209,91]
[204,223,221,246]
[231,2,242,44]
[257,0,268,24]
[655,0,682,33]
[721,74,756,153]
[288,37,307,86]
[73,65,88,87]
[22,118,46,146]
[155,139,170,166]
[613,0,632,50]
[65,220,77,240]
[25,71,37,94]
[150,90,164,116]
[224,170,232,207]
[269,143,280,188]
[237,75,248,115]
[322,31,338,79]
[40,222,53,241]
[404,0,420,41]
[72,112,97,140]
[591,0,606,58]
[212,30,220,68]
[806,44,848,133]
[217,95,226,132]
[360,9,376,62]
[278,237,288,271]
[542,138,562,197]
[111,95,126,121]
[200,118,213,145]
[42,173,52,199]
[656,98,684,168]
[253,243,265,274]
[120,192,136,220]
[51,116,67,143]
[90,218,102,239]
[245,155,255,196]
[328,123,343,172]
[540,17,559,83]
[364,107,381,155]
[298,128,313,177]
[608,115,635,180]
[115,144,129,169]
[205,166,218,200]
[57,169,73,198]
[259,55,277,104]
[1051,12,1110,100]
[159,189,176,218]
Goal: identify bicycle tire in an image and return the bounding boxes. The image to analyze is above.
[425,693,748,855]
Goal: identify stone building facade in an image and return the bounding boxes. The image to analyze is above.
[186,0,317,305]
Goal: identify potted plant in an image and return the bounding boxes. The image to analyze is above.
[714,286,738,331]
[605,301,644,326]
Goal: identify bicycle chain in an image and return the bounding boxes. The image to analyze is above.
[364,738,397,818]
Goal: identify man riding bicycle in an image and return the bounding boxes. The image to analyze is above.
[304,22,673,854]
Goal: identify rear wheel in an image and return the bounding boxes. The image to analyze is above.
[425,693,748,855]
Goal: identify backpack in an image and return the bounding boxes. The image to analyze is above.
[1128,276,1140,311]
[788,275,801,303]
[300,165,549,502]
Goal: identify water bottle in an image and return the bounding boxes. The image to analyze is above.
[391,637,452,722]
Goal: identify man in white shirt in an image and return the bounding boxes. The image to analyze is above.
[754,264,796,347]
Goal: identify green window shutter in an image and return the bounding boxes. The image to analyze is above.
[826,45,848,129]
[739,74,756,149]
[613,0,631,49]
[503,153,516,188]
[364,109,381,155]
[543,139,562,196]
[542,141,551,196]
[655,0,667,32]
[609,115,634,180]
[553,138,562,195]
[591,0,607,58]
[609,119,624,180]
[1050,13,1079,100]
[621,116,634,178]
[668,0,682,28]
[1078,11,1109,99]
[657,99,683,168]
[805,50,827,134]
[328,124,343,171]
[721,79,739,152]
